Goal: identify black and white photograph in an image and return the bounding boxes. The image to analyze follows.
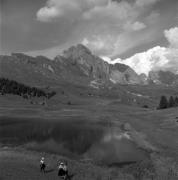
[0,0,178,179]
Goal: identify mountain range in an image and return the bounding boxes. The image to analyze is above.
[0,44,178,87]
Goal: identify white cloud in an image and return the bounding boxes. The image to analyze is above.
[37,0,83,22]
[109,26,178,75]
[83,1,135,21]
[82,37,105,50]
[164,27,178,48]
[105,46,178,75]
[36,0,161,23]
[37,0,110,22]
[37,6,60,22]
[131,21,146,31]
[124,21,146,31]
[101,56,113,63]
[112,46,169,75]
[82,35,116,55]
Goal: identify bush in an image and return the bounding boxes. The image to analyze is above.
[67,101,71,105]
[142,105,149,108]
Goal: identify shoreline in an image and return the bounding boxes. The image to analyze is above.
[1,141,178,179]
[0,146,123,180]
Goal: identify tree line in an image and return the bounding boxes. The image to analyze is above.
[158,95,178,109]
[0,78,56,99]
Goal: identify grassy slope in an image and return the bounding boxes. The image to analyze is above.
[0,147,134,180]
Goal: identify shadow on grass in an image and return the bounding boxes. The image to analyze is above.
[59,174,75,180]
[45,168,55,173]
[108,161,137,168]
[68,174,75,180]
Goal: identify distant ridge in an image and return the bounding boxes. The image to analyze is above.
[1,44,177,87]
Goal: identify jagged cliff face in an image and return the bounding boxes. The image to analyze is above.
[0,44,148,86]
[148,70,178,85]
[56,44,110,80]
[109,63,143,84]
[55,44,144,85]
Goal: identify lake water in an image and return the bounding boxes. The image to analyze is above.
[0,116,149,165]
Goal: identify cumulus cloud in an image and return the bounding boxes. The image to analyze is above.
[37,0,83,22]
[106,26,178,75]
[82,34,116,56]
[83,1,135,20]
[36,0,109,22]
[36,0,162,58]
[112,46,170,75]
[104,46,178,75]
[37,0,150,22]
[164,27,178,48]
[131,21,146,31]
[37,6,60,22]
[124,21,146,31]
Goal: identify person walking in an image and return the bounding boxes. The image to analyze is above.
[40,157,46,173]
[58,161,68,179]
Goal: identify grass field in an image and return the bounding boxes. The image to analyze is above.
[1,86,178,179]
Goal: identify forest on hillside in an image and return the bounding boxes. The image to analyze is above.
[0,78,56,99]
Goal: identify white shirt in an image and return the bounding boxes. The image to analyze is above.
[58,164,67,171]
[40,160,45,164]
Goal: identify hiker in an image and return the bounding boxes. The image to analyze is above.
[58,161,68,179]
[40,157,46,173]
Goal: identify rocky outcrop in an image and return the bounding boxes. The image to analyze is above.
[58,44,110,80]
[148,70,178,85]
[56,44,142,84]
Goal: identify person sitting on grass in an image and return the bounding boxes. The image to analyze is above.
[40,157,46,173]
[58,161,68,179]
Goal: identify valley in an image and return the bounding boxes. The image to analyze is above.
[1,87,178,179]
[1,45,178,179]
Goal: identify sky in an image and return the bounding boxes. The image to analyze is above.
[0,0,178,74]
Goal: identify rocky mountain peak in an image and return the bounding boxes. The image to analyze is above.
[111,63,129,72]
[11,53,34,60]
[0,44,149,86]
[62,44,92,60]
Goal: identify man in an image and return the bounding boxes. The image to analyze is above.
[40,157,46,173]
[58,161,68,179]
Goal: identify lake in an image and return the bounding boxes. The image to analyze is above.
[0,115,149,165]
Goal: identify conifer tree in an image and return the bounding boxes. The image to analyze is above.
[175,96,178,107]
[168,96,175,108]
[158,96,168,109]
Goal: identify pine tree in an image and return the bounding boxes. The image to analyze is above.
[175,96,178,107]
[158,96,168,109]
[168,96,175,108]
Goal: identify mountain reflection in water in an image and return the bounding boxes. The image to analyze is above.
[0,116,149,165]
